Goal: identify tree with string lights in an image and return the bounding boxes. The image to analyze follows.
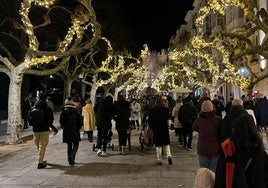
[169,0,268,95]
[0,0,101,144]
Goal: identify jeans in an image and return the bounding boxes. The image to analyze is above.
[67,142,79,161]
[198,155,218,172]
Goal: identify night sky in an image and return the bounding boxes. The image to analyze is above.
[119,0,195,52]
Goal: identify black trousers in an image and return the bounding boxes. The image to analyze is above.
[97,127,109,151]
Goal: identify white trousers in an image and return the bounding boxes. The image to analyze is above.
[155,145,172,161]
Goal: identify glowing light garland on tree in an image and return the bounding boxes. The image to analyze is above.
[20,0,93,67]
[152,66,178,91]
[169,0,252,90]
[91,38,146,89]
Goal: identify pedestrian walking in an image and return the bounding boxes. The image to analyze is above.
[224,97,234,115]
[46,96,54,112]
[171,97,183,145]
[130,98,141,130]
[212,95,225,117]
[94,93,115,156]
[73,94,83,114]
[148,96,173,165]
[214,114,268,188]
[59,96,83,165]
[178,97,198,151]
[220,98,248,142]
[254,94,268,131]
[114,95,131,155]
[82,99,96,142]
[193,100,222,172]
[21,96,31,129]
[27,93,56,169]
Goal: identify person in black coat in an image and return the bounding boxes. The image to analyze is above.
[28,93,56,169]
[178,97,198,150]
[94,93,115,156]
[22,96,31,129]
[220,98,248,142]
[214,114,268,188]
[59,96,82,165]
[114,95,131,155]
[148,96,173,165]
[254,94,268,131]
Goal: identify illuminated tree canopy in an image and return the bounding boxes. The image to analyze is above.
[168,0,268,93]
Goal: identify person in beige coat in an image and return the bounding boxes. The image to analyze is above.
[82,99,96,142]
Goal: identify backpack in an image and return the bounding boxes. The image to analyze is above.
[27,107,44,127]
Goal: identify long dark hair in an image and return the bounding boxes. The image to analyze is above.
[231,114,264,154]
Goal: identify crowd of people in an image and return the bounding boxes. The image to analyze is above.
[23,91,268,187]
[184,93,268,188]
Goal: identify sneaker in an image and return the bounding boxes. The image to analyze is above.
[155,160,162,165]
[37,163,47,169]
[187,147,192,151]
[168,156,173,165]
[96,149,102,155]
[101,151,109,156]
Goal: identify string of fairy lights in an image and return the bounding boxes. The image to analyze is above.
[18,0,259,95]
[168,0,253,91]
[20,0,93,67]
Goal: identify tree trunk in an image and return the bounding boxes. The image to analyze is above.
[114,87,119,101]
[90,84,97,104]
[6,69,23,144]
[64,78,73,99]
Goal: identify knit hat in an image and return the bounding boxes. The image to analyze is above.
[194,168,215,188]
[201,100,214,112]
[65,97,74,105]
[232,98,243,106]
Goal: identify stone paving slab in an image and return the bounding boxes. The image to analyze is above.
[0,121,200,188]
[1,111,268,188]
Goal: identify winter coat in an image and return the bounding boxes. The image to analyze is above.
[220,106,248,142]
[214,139,268,188]
[60,105,82,143]
[94,96,114,129]
[114,100,131,130]
[171,103,182,128]
[29,100,54,132]
[82,103,96,132]
[131,101,141,121]
[21,98,31,119]
[178,102,197,128]
[193,116,222,157]
[148,105,170,147]
[254,98,268,127]
[212,99,225,117]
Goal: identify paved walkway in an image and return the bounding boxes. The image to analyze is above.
[0,113,200,188]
